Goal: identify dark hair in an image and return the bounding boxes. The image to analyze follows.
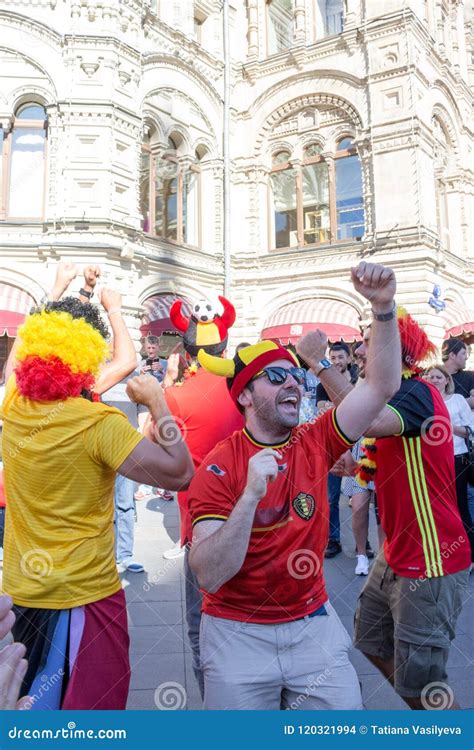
[353,341,363,353]
[442,338,466,361]
[236,379,254,414]
[145,336,160,345]
[42,297,109,340]
[329,342,350,356]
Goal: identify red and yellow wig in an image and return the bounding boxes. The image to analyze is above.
[15,300,109,401]
[355,308,436,487]
[398,306,436,376]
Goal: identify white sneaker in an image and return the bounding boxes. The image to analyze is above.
[163,543,185,560]
[355,554,369,576]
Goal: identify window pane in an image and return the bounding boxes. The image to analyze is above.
[16,104,46,120]
[335,155,365,241]
[272,150,290,166]
[304,143,322,158]
[165,178,178,240]
[140,150,151,232]
[183,170,198,246]
[337,138,353,151]
[268,0,294,54]
[8,128,45,217]
[270,168,297,248]
[155,174,164,236]
[302,162,330,244]
[326,0,343,35]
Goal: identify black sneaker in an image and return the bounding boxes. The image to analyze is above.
[325,540,342,558]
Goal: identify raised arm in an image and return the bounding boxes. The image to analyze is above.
[297,263,401,443]
[190,449,280,592]
[5,261,78,382]
[117,375,194,491]
[93,288,137,395]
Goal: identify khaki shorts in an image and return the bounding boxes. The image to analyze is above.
[354,550,469,697]
[200,602,363,710]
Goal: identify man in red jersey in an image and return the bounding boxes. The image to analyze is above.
[188,262,401,710]
[161,297,244,698]
[317,313,471,710]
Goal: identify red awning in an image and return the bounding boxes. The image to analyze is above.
[140,294,192,339]
[0,283,35,337]
[441,301,474,339]
[262,298,362,344]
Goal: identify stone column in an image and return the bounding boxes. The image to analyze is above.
[247,0,259,59]
[294,0,306,45]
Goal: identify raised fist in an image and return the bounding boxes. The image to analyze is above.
[245,448,281,501]
[296,329,328,371]
[350,262,396,311]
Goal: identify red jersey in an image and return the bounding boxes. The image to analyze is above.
[188,409,353,623]
[376,377,470,578]
[165,369,244,544]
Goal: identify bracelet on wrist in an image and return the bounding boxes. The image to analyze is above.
[79,287,93,299]
[107,308,122,316]
[371,302,396,321]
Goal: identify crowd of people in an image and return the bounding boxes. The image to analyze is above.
[0,260,472,711]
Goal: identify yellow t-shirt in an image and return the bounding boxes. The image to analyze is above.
[1,378,143,609]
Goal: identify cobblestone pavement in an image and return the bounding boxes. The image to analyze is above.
[126,494,474,711]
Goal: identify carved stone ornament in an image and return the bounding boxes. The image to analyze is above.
[80,61,100,77]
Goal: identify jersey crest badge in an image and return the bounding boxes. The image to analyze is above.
[207,464,226,476]
[292,492,315,521]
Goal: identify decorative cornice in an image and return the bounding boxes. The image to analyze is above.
[142,54,222,107]
[255,93,363,154]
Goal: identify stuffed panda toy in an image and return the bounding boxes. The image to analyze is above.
[170,295,236,357]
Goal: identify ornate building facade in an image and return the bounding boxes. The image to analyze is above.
[0,0,473,370]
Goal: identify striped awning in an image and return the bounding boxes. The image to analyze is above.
[140,294,192,338]
[262,298,362,344]
[441,301,474,339]
[0,283,35,337]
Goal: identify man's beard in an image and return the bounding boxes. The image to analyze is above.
[252,391,300,432]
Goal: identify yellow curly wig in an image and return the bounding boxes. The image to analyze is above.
[16,310,108,376]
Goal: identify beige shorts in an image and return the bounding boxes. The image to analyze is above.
[200,602,363,710]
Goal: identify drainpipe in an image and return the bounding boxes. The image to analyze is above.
[222,0,231,296]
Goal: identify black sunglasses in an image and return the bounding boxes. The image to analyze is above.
[254,366,306,386]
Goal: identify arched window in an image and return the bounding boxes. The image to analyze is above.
[270,150,297,248]
[334,138,365,240]
[269,136,365,249]
[267,0,294,55]
[140,131,201,247]
[1,103,47,220]
[301,143,330,244]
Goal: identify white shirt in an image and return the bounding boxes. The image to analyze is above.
[444,393,474,455]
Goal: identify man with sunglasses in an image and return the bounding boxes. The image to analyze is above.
[187,262,401,710]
